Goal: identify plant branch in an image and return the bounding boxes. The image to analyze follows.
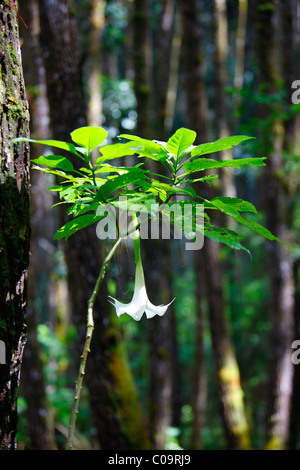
[66,235,123,450]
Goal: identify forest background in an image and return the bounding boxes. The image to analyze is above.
[1,0,300,451]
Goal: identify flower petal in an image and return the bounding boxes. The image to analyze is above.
[108,295,146,321]
[145,298,175,319]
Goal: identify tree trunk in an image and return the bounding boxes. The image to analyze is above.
[213,0,236,198]
[146,247,176,450]
[182,0,251,450]
[86,0,105,128]
[181,0,208,449]
[0,0,31,450]
[152,0,176,136]
[289,259,300,449]
[132,0,180,450]
[233,0,248,123]
[133,0,150,137]
[36,0,150,449]
[254,0,295,450]
[202,241,251,450]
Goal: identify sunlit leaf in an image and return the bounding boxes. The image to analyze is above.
[71,127,108,154]
[191,135,255,158]
[97,142,141,165]
[120,134,169,162]
[184,156,266,174]
[31,155,74,172]
[13,137,81,157]
[167,128,197,159]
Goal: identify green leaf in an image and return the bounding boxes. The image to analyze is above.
[109,192,157,212]
[184,156,266,174]
[31,155,74,172]
[32,165,74,180]
[71,127,108,154]
[97,142,141,165]
[183,174,219,185]
[48,185,65,192]
[53,213,102,240]
[191,135,255,158]
[119,134,152,144]
[94,169,149,202]
[95,163,145,175]
[204,223,250,255]
[150,180,195,199]
[119,134,169,162]
[208,198,281,242]
[210,197,258,214]
[166,128,197,159]
[13,137,80,156]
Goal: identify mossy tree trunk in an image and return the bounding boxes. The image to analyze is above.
[0,0,30,450]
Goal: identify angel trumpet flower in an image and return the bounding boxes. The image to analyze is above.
[108,218,175,321]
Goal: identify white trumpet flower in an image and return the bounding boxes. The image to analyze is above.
[108,218,175,321]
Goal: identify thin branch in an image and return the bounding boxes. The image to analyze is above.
[66,235,123,450]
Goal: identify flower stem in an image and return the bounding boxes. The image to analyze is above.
[66,236,123,450]
[133,214,141,264]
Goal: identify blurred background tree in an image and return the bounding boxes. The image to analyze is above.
[12,0,300,450]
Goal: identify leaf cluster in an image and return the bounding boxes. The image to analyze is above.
[13,126,281,253]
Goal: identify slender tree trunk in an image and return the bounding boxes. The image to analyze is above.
[132,0,179,450]
[182,0,251,450]
[146,248,175,450]
[181,0,208,449]
[289,259,300,449]
[213,0,236,198]
[36,0,150,449]
[86,0,104,128]
[152,0,176,136]
[285,1,300,446]
[0,0,31,450]
[202,241,251,450]
[190,268,207,450]
[133,0,150,137]
[254,0,295,450]
[233,0,248,124]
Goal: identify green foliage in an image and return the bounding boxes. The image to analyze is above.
[13,126,279,253]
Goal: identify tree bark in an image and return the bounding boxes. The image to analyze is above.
[152,0,177,136]
[202,241,251,450]
[86,0,105,128]
[0,0,31,450]
[213,0,236,198]
[133,0,150,137]
[181,0,207,449]
[254,0,295,450]
[182,0,251,450]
